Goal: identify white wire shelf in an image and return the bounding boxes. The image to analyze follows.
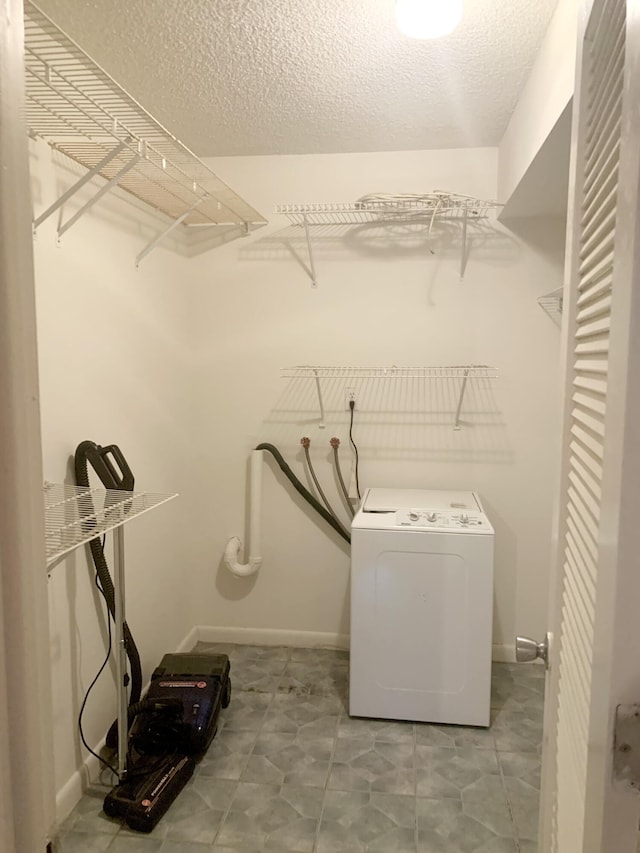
[24,1,267,258]
[281,365,499,380]
[275,194,502,286]
[43,483,177,566]
[538,288,564,325]
[281,365,499,429]
[276,197,501,227]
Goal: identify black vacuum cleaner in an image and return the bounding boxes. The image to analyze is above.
[74,441,231,833]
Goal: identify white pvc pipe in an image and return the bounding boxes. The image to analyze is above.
[224,449,264,577]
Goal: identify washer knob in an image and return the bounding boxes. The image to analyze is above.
[460,513,469,525]
[409,512,420,521]
[426,512,437,522]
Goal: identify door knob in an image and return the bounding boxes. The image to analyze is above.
[515,634,549,667]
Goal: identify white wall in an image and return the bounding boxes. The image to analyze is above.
[498,0,579,206]
[500,102,572,220]
[33,143,566,816]
[31,141,202,816]
[189,148,564,659]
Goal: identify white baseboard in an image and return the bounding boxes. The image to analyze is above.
[55,741,109,825]
[195,628,515,661]
[175,624,199,653]
[492,643,516,663]
[195,625,350,651]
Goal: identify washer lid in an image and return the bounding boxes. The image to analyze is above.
[362,488,482,513]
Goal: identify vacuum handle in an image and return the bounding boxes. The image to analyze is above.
[87,444,135,492]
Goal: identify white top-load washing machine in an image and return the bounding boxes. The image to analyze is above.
[350,488,494,727]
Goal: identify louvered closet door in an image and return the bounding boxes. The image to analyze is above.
[538,0,640,850]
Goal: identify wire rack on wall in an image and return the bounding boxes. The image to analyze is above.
[43,483,177,567]
[537,288,564,326]
[281,365,499,380]
[277,198,499,226]
[44,481,177,777]
[24,1,267,264]
[276,194,503,286]
[281,365,499,430]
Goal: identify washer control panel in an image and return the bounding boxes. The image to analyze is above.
[396,509,488,531]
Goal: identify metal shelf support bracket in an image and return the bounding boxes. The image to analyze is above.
[33,142,126,231]
[57,153,141,239]
[136,199,203,268]
[302,212,318,288]
[454,368,471,430]
[460,209,469,280]
[313,369,326,428]
[113,525,128,779]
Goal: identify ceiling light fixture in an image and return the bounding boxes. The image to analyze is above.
[395,0,463,39]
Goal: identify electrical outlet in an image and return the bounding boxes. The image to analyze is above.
[345,387,356,409]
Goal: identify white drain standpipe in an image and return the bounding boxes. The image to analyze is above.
[224,449,264,577]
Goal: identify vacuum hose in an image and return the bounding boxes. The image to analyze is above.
[74,441,143,740]
[256,443,351,544]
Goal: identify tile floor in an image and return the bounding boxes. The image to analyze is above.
[53,644,544,852]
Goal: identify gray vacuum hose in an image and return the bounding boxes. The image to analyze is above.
[255,443,351,544]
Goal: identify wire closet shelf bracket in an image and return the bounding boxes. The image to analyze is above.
[24,1,267,265]
[281,365,500,430]
[276,194,503,286]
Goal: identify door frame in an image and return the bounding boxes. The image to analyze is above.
[0,0,56,850]
[539,0,640,849]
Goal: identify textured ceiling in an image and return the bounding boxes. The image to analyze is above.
[34,0,559,157]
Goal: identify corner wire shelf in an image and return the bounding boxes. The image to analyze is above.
[43,481,177,779]
[276,195,503,287]
[538,287,564,326]
[24,1,267,266]
[43,483,177,567]
[281,365,499,430]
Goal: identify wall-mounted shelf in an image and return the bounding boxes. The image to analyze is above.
[276,194,502,286]
[281,365,499,429]
[44,481,176,779]
[538,288,564,326]
[282,365,498,380]
[24,1,267,264]
[43,482,176,567]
